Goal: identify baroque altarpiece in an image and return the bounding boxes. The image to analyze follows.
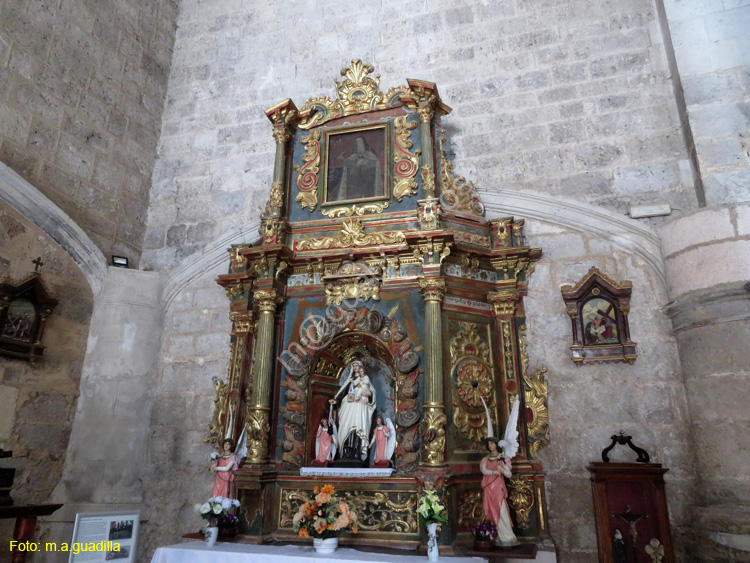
[210,61,552,549]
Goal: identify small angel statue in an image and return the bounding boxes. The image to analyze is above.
[313,403,339,466]
[209,408,248,500]
[479,396,521,546]
[369,415,396,467]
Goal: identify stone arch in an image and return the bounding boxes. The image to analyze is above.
[0,162,107,296]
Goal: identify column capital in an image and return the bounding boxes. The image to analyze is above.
[418,276,446,302]
[272,127,293,145]
[488,289,519,318]
[254,289,284,312]
[229,310,256,334]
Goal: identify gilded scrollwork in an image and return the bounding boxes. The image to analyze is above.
[393,115,420,201]
[295,218,406,251]
[524,367,550,458]
[439,135,484,217]
[246,408,271,464]
[204,376,228,445]
[508,476,535,530]
[293,129,321,211]
[321,202,389,218]
[325,278,380,305]
[458,490,485,530]
[343,491,419,532]
[421,407,447,466]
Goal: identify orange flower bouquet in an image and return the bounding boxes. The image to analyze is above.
[292,485,359,541]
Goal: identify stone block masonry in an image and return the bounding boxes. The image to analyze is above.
[663,0,750,206]
[0,0,179,266]
[142,0,702,272]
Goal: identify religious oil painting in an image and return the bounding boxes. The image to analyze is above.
[581,297,619,345]
[325,126,387,204]
[1,298,35,342]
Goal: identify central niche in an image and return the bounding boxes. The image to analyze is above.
[305,332,398,467]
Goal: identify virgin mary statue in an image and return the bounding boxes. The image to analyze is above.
[333,360,377,460]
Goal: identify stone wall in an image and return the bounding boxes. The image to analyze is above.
[663,0,750,206]
[140,264,231,559]
[523,219,693,563]
[142,0,702,272]
[0,199,93,558]
[0,0,179,265]
[659,203,750,560]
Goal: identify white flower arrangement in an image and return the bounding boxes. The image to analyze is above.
[194,496,241,527]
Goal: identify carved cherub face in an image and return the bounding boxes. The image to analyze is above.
[376,417,383,426]
[321,419,328,428]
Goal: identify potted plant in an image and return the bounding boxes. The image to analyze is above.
[194,496,240,547]
[292,485,359,554]
[418,490,447,562]
[471,522,497,551]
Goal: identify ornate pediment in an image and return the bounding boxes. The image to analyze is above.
[295,59,450,130]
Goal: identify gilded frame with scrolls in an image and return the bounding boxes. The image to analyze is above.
[322,123,390,207]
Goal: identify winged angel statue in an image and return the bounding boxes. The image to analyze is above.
[480,396,521,546]
[208,405,249,500]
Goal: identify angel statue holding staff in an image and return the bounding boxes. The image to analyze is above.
[209,410,248,500]
[480,396,521,546]
[315,403,339,464]
[331,360,377,461]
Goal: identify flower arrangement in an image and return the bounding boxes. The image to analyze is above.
[194,496,240,528]
[417,489,446,525]
[292,485,359,540]
[471,523,497,542]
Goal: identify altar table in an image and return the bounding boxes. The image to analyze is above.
[151,542,487,563]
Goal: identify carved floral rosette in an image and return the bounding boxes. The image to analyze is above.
[449,322,497,448]
[280,303,421,472]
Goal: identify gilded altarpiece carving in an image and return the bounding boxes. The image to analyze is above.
[210,61,551,548]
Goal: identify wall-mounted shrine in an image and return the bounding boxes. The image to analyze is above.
[212,60,551,549]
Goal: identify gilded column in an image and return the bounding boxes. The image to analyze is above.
[417,103,436,198]
[264,100,298,218]
[418,276,447,467]
[246,289,282,465]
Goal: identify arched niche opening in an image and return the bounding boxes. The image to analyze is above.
[304,332,398,467]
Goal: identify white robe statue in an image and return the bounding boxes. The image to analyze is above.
[334,360,377,460]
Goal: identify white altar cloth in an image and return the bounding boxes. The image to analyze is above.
[299,467,394,477]
[151,542,487,563]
